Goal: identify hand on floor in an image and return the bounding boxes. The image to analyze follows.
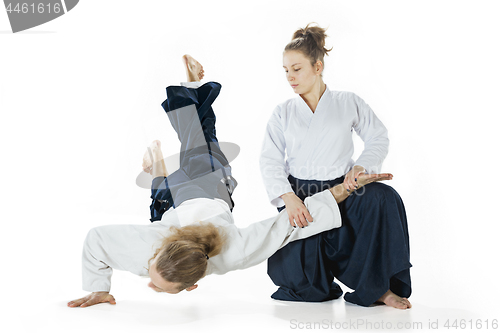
[68,291,116,308]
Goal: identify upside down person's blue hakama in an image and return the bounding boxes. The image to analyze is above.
[149,82,236,222]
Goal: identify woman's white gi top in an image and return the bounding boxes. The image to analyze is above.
[260,87,389,207]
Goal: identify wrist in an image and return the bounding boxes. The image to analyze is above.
[353,165,365,172]
[330,184,351,204]
[280,192,296,203]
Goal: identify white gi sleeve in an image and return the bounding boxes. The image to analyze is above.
[260,106,294,207]
[81,224,161,292]
[211,189,342,274]
[352,94,390,173]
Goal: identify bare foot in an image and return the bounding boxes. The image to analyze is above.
[182,54,204,82]
[142,140,162,174]
[376,290,412,309]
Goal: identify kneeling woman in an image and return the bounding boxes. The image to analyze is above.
[260,24,412,309]
[68,56,393,308]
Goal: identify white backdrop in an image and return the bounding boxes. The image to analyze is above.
[1,1,499,332]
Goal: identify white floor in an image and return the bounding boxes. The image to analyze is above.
[10,264,499,333]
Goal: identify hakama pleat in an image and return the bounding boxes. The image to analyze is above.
[268,176,412,306]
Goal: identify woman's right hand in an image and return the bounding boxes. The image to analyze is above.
[281,192,313,228]
[67,292,116,308]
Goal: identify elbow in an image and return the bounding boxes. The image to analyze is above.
[375,134,390,155]
[385,136,390,156]
[85,227,97,243]
[83,227,103,250]
[382,136,390,156]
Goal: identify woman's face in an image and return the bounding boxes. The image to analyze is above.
[283,50,322,95]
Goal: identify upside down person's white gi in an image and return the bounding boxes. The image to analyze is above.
[82,190,341,292]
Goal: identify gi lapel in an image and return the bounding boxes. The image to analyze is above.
[294,90,332,176]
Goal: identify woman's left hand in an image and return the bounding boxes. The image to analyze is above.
[343,165,366,191]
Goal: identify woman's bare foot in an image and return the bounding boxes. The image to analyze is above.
[376,290,412,309]
[142,140,162,174]
[183,54,204,82]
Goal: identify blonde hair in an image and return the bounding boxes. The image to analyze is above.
[148,222,226,291]
[284,23,332,71]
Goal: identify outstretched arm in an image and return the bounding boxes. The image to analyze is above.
[280,172,393,228]
[69,223,158,308]
[329,173,393,203]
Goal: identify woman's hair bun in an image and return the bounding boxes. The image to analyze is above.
[285,22,332,68]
